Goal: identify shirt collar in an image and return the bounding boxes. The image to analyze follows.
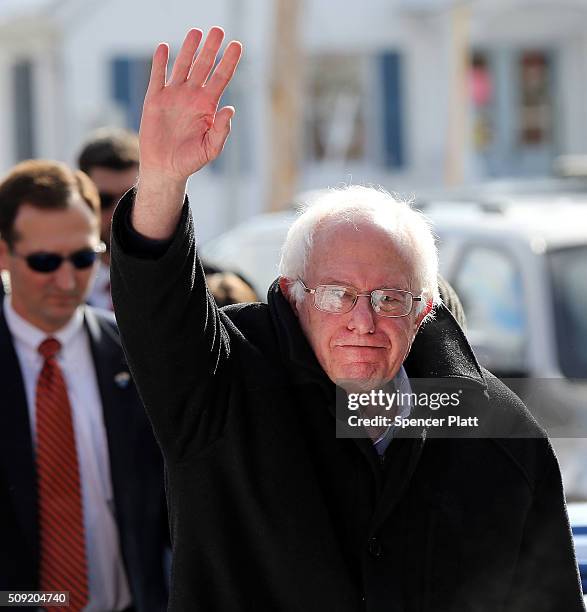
[373,366,412,449]
[3,295,85,353]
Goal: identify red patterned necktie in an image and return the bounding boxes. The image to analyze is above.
[36,337,88,611]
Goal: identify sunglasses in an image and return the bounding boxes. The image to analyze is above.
[12,243,106,273]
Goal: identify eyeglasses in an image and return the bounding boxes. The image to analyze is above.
[12,243,106,273]
[298,278,423,318]
[99,192,121,210]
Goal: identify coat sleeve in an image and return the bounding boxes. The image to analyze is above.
[505,440,585,611]
[110,190,231,462]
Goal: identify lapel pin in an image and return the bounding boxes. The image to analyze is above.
[114,371,131,389]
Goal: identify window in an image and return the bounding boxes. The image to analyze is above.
[469,51,494,152]
[518,51,552,147]
[111,57,151,131]
[304,52,404,168]
[453,246,527,374]
[305,54,365,163]
[468,48,556,177]
[549,246,587,378]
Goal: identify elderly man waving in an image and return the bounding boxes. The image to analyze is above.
[111,27,584,612]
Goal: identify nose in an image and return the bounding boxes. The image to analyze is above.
[53,260,77,291]
[347,294,375,334]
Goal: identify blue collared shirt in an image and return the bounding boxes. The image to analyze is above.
[373,365,413,456]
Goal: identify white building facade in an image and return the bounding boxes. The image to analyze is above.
[0,0,586,241]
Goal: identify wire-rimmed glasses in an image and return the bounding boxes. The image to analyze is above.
[298,278,422,318]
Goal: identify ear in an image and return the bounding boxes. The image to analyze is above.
[413,298,434,331]
[278,277,299,316]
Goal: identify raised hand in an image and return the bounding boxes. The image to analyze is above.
[131,28,243,238]
[139,27,243,183]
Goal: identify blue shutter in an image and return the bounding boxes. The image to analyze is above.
[380,52,404,169]
[111,57,150,131]
[13,60,35,161]
[112,57,131,125]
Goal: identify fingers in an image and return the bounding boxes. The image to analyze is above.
[169,28,203,84]
[205,41,243,101]
[188,26,225,87]
[146,42,169,96]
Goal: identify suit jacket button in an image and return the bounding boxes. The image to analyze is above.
[368,537,383,559]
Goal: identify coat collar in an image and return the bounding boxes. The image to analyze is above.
[267,279,330,391]
[83,308,137,514]
[404,305,486,387]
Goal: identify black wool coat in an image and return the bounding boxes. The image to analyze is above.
[111,193,584,612]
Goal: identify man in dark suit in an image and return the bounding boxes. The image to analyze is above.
[0,160,168,611]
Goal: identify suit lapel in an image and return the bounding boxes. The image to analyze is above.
[84,308,133,519]
[0,307,39,560]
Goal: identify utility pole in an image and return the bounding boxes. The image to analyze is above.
[268,0,302,211]
[445,0,471,187]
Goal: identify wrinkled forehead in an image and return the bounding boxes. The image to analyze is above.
[306,217,415,286]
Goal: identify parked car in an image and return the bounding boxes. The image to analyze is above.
[201,209,295,299]
[423,199,587,501]
[419,199,587,379]
[568,502,587,598]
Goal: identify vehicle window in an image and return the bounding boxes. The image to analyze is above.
[548,246,587,378]
[453,246,527,373]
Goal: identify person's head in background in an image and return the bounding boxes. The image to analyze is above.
[0,160,102,332]
[204,265,259,307]
[437,274,467,330]
[78,127,139,263]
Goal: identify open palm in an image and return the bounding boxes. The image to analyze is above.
[139,28,243,182]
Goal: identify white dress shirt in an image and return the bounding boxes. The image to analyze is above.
[4,297,132,612]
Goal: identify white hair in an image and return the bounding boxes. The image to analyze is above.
[278,185,440,318]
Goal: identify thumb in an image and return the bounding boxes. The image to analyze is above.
[207,106,235,157]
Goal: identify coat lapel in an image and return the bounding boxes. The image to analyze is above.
[0,306,38,560]
[369,305,488,532]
